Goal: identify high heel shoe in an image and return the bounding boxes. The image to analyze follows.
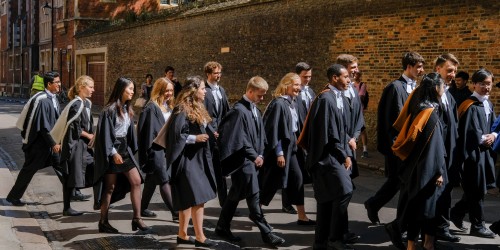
[98,220,119,233]
[131,218,152,231]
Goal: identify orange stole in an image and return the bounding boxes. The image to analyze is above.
[457,99,476,119]
[392,108,435,161]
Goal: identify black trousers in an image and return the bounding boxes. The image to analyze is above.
[435,180,454,233]
[452,191,485,229]
[314,192,353,248]
[212,145,227,207]
[8,147,62,200]
[367,154,401,212]
[218,161,272,235]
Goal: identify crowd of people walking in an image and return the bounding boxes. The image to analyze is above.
[6,54,499,249]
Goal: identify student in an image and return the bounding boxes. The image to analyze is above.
[7,72,62,206]
[298,64,353,250]
[451,68,497,239]
[137,78,178,221]
[215,76,285,246]
[163,76,218,247]
[94,77,150,233]
[260,73,314,226]
[51,75,95,216]
[392,73,447,250]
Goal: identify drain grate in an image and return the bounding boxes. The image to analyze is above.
[74,235,173,249]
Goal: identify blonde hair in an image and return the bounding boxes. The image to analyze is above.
[68,75,94,100]
[175,76,212,125]
[150,78,175,110]
[273,73,300,98]
[247,76,269,91]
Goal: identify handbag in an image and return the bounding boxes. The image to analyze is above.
[134,97,146,108]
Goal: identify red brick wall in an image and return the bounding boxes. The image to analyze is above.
[76,0,500,147]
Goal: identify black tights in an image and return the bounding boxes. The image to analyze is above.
[141,177,176,216]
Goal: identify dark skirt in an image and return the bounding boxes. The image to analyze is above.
[107,137,136,174]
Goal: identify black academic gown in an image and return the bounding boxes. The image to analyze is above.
[204,84,230,132]
[343,86,365,179]
[397,108,447,225]
[302,90,353,204]
[93,104,142,204]
[457,97,497,196]
[449,85,472,107]
[137,101,170,183]
[218,97,265,201]
[21,91,60,168]
[260,97,296,198]
[441,92,459,175]
[296,87,316,183]
[59,99,94,188]
[164,109,217,211]
[377,76,411,156]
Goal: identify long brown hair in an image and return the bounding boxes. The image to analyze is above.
[175,76,211,125]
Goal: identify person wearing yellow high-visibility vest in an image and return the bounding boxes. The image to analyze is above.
[30,70,45,96]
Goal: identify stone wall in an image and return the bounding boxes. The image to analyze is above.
[76,0,500,148]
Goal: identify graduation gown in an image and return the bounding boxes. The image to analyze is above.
[377,76,411,156]
[137,101,170,183]
[457,97,497,195]
[54,98,94,188]
[94,104,142,204]
[343,86,365,179]
[164,109,217,211]
[440,91,460,183]
[218,97,265,200]
[392,106,446,223]
[296,87,316,184]
[299,90,353,203]
[261,97,296,190]
[204,84,230,132]
[19,91,60,170]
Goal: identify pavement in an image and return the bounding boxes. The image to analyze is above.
[0,96,499,249]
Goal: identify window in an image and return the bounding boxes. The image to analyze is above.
[160,0,178,5]
[0,1,6,16]
[8,55,13,70]
[53,50,58,70]
[39,6,51,42]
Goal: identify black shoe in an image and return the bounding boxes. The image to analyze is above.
[98,220,119,233]
[176,236,195,245]
[141,209,157,218]
[6,197,26,206]
[435,231,461,242]
[450,212,468,232]
[364,199,380,224]
[71,193,91,201]
[297,219,316,226]
[282,205,297,214]
[262,232,285,246]
[470,227,496,238]
[215,226,242,242]
[195,238,218,247]
[328,240,355,250]
[343,232,360,244]
[490,221,500,235]
[131,218,152,231]
[384,221,405,250]
[63,208,83,216]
